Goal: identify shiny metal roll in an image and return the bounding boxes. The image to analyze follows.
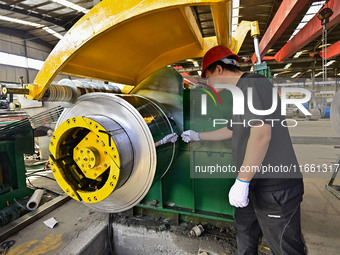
[307,108,321,120]
[53,92,176,212]
[331,90,340,136]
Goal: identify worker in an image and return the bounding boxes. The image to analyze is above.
[181,45,305,254]
[155,133,178,147]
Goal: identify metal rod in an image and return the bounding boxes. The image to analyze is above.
[253,36,262,64]
[2,87,29,95]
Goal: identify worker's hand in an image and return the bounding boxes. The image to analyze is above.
[181,130,200,143]
[228,178,250,208]
[160,133,178,145]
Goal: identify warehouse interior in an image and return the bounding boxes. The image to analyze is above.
[0,0,339,254]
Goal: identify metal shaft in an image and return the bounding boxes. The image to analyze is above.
[2,87,29,95]
[1,79,121,103]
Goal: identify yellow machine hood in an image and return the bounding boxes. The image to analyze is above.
[29,0,236,99]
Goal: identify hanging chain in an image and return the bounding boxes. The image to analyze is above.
[322,22,328,83]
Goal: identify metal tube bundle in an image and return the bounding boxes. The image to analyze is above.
[42,79,121,102]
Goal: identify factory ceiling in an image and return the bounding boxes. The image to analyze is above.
[0,0,94,45]
[0,0,339,79]
[184,0,340,79]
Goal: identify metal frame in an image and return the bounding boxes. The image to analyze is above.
[250,0,310,64]
[326,146,340,200]
[319,40,340,59]
[274,0,340,63]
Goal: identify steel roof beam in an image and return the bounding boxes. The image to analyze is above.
[239,1,273,9]
[251,0,310,64]
[0,3,67,29]
[0,26,54,48]
[274,0,340,63]
[30,1,50,9]
[319,40,340,59]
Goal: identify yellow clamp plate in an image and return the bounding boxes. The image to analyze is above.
[50,116,121,203]
[49,157,81,201]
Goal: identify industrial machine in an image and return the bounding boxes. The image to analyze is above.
[0,107,64,212]
[0,85,34,223]
[2,0,262,222]
[0,119,33,211]
[42,67,236,221]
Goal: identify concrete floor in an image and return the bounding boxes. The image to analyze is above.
[4,199,233,255]
[301,177,340,255]
[3,119,340,254]
[288,119,338,138]
[4,199,108,255]
[293,144,340,255]
[290,120,340,254]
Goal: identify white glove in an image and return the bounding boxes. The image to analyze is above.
[181,130,200,143]
[160,133,178,145]
[228,178,250,208]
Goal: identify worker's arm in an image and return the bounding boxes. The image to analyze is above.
[229,123,271,207]
[200,127,233,140]
[181,127,232,142]
[238,123,271,181]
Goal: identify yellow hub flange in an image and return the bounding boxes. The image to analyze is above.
[49,116,121,203]
[74,146,99,173]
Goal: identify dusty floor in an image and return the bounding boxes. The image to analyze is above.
[293,144,340,255]
[290,119,340,255]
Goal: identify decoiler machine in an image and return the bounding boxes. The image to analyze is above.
[3,0,262,223]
